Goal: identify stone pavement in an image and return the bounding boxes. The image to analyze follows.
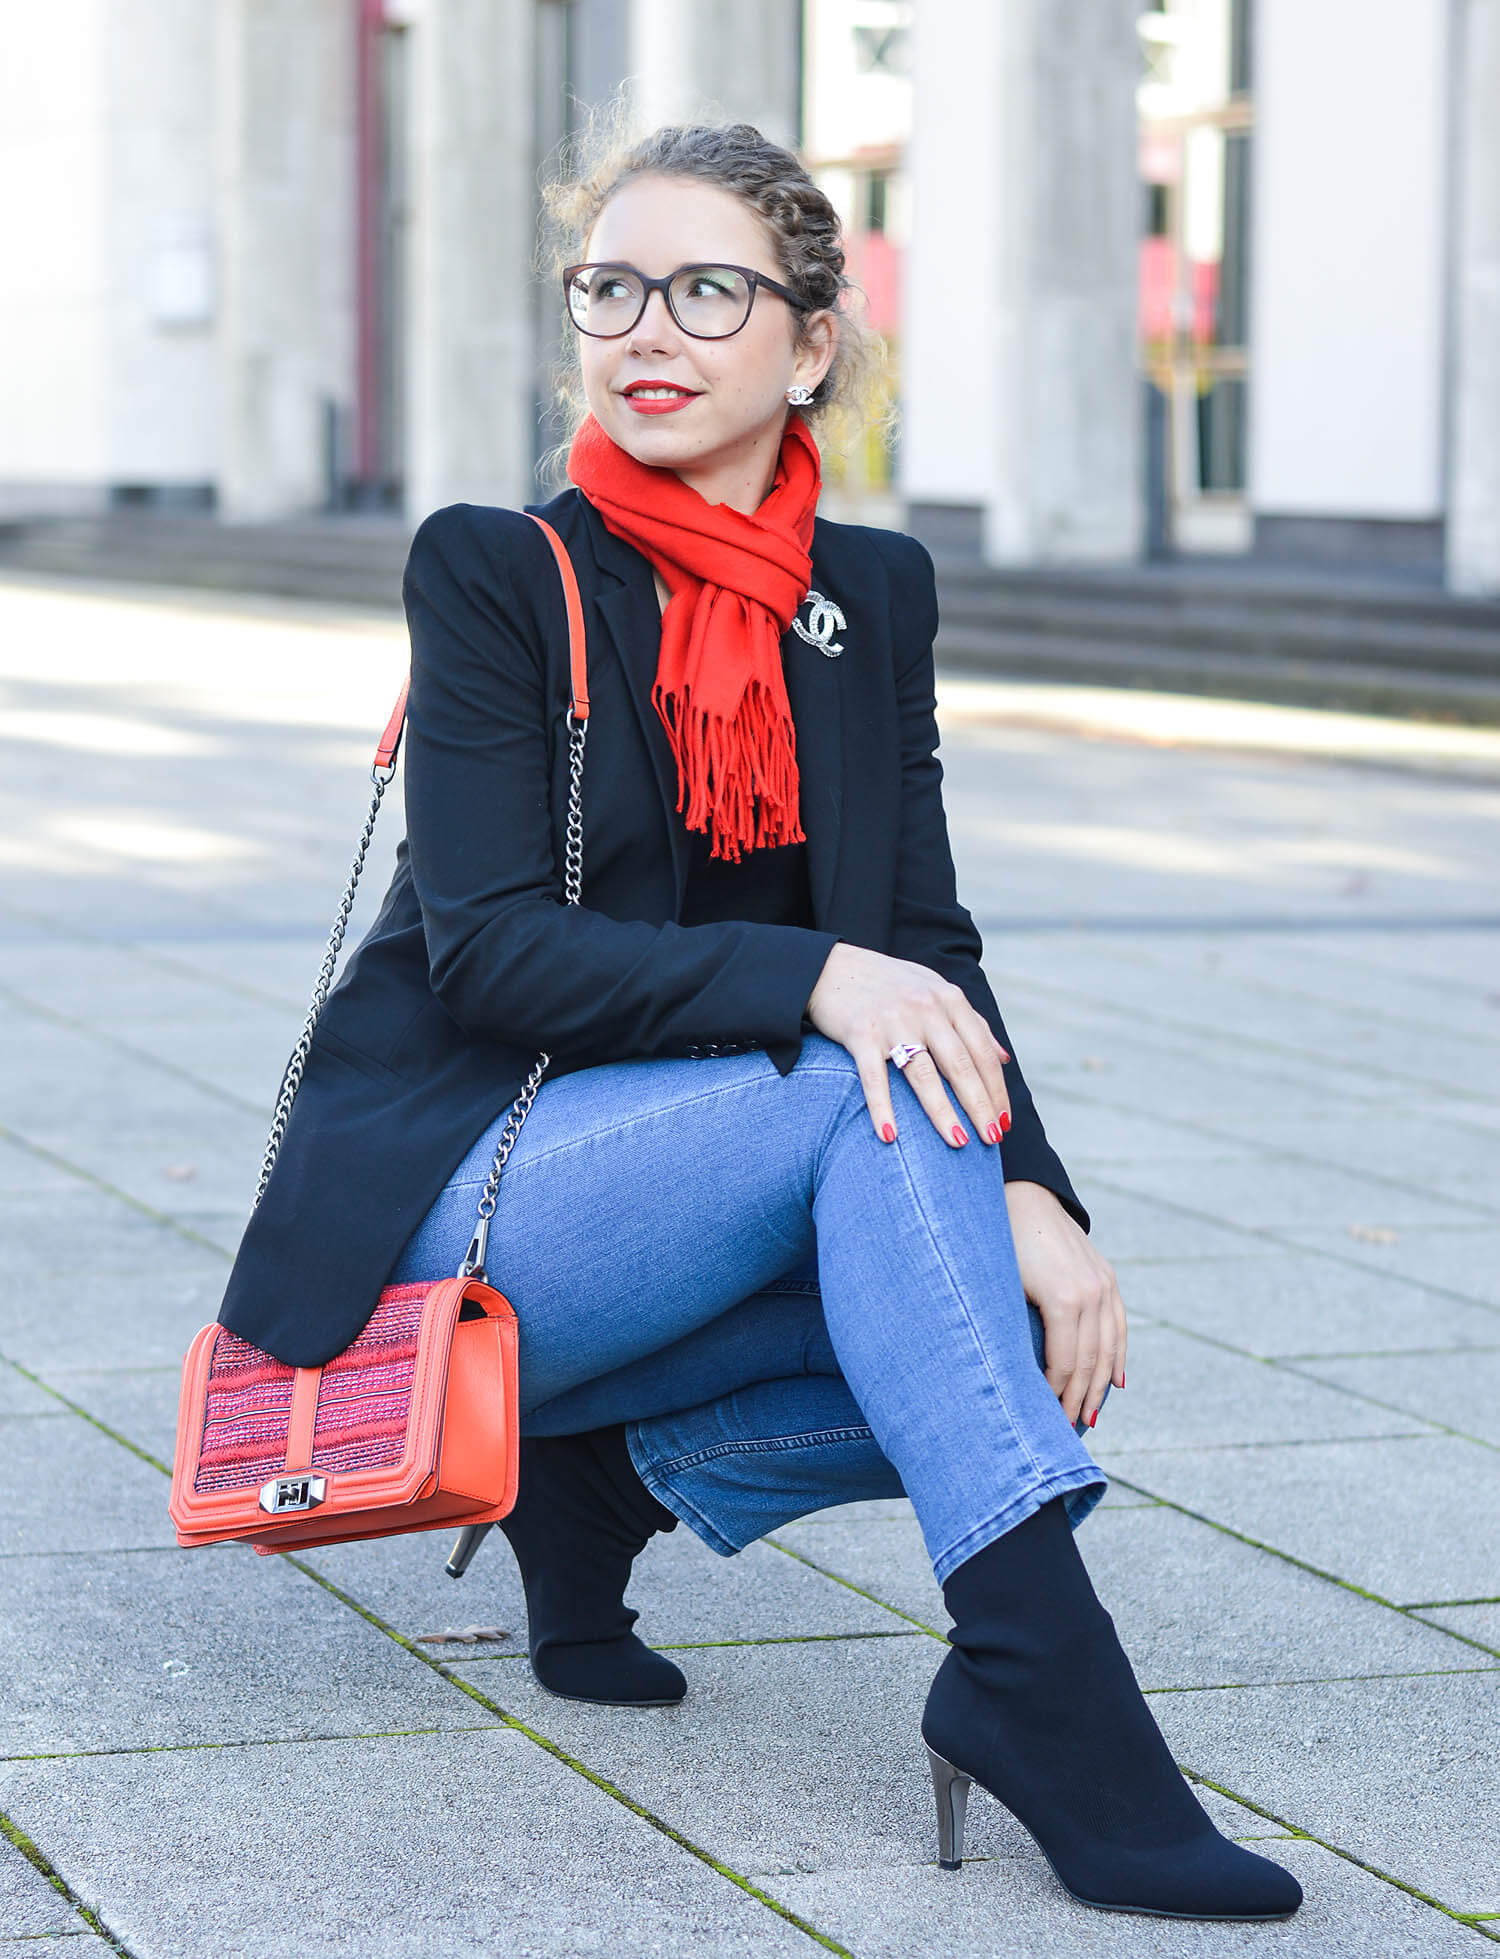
[0,569,1496,1958]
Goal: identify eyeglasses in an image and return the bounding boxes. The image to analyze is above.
[561,261,811,340]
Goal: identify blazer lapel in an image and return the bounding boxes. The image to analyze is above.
[579,498,845,927]
[782,524,844,925]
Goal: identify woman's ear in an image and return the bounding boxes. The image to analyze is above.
[792,309,839,394]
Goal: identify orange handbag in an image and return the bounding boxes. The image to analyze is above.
[169,513,591,1555]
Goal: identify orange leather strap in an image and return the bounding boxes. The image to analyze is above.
[528,514,591,723]
[284,1366,321,1473]
[374,680,409,771]
[371,512,588,773]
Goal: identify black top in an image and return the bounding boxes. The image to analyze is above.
[678,819,816,930]
[216,489,1088,1367]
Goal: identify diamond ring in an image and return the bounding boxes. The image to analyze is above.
[887,1042,928,1070]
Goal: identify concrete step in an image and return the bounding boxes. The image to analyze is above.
[935,580,1500,681]
[933,624,1500,725]
[933,556,1500,634]
[0,513,413,608]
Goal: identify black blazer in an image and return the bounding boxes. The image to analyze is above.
[219,488,1088,1367]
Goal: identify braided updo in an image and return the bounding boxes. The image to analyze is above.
[537,111,891,482]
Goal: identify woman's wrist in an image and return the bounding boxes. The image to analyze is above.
[1005,1180,1068,1217]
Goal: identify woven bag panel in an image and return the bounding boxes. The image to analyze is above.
[310,1283,428,1476]
[193,1333,296,1493]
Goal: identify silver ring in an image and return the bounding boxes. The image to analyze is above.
[887,1042,928,1070]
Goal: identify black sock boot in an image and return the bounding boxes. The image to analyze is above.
[921,1497,1302,1919]
[498,1423,687,1706]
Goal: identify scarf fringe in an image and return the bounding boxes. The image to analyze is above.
[657,677,805,862]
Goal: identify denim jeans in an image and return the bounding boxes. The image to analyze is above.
[389,1033,1107,1587]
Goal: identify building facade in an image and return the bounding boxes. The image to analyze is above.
[1,0,1497,593]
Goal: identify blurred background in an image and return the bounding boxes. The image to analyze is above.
[2,0,1499,713]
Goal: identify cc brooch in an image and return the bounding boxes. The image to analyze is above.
[791,590,847,657]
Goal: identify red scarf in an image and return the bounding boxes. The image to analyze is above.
[567,411,821,862]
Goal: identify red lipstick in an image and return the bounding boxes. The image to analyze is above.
[621,380,701,416]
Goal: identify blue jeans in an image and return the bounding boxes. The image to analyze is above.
[389,1034,1107,1586]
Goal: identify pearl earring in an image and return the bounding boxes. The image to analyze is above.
[786,384,814,406]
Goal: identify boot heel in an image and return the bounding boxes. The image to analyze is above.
[445,1522,494,1578]
[926,1745,972,1870]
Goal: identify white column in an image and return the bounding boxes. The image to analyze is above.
[1247,0,1449,555]
[403,0,538,520]
[215,0,357,521]
[1449,0,1500,595]
[903,0,1142,564]
[627,0,802,148]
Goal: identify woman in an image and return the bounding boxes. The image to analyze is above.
[220,121,1301,1922]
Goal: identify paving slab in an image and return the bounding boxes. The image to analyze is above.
[1095,1433,1500,1605]
[0,1937,113,1953]
[767,1839,1493,1959]
[1066,1186,1267,1261]
[0,1547,490,1757]
[471,1636,958,1878]
[1277,1224,1500,1309]
[1291,1348,1500,1446]
[768,1516,947,1632]
[0,1729,818,1959]
[303,1514,906,1666]
[1154,1670,1500,1917]
[1413,1603,1500,1653]
[774,1502,1487,1690]
[0,1368,63,1418]
[1111,1251,1500,1358]
[34,1366,182,1467]
[0,1834,82,1939]
[1094,1152,1484,1234]
[1083,1323,1437,1453]
[1264,1112,1500,1212]
[2,1266,223,1381]
[1027,1099,1247,1169]
[0,1135,82,1196]
[0,1413,178,1556]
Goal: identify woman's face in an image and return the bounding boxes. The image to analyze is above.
[576,174,836,508]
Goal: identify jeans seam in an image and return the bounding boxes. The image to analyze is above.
[639,1424,877,1479]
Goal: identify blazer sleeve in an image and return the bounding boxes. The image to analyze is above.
[401,503,841,1069]
[880,530,1090,1233]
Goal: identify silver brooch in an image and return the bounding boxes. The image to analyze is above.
[791,590,846,657]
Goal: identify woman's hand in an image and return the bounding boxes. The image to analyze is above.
[1006,1180,1127,1428]
[804,941,1012,1148]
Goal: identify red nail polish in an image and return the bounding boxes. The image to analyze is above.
[999,1110,1012,1134]
[881,1122,896,1143]
[1088,1410,1098,1427]
[1120,1372,1125,1389]
[986,1121,1002,1144]
[952,1124,968,1145]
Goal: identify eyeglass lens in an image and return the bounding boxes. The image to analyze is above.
[566,265,753,339]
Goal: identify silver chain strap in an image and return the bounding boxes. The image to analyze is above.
[254,756,398,1207]
[459,706,588,1281]
[252,706,589,1289]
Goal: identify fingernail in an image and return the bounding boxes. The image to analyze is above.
[952,1124,968,1146]
[1120,1372,1125,1389]
[986,1121,1002,1144]
[881,1122,896,1143]
[1088,1410,1098,1427]
[999,1111,1012,1134]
